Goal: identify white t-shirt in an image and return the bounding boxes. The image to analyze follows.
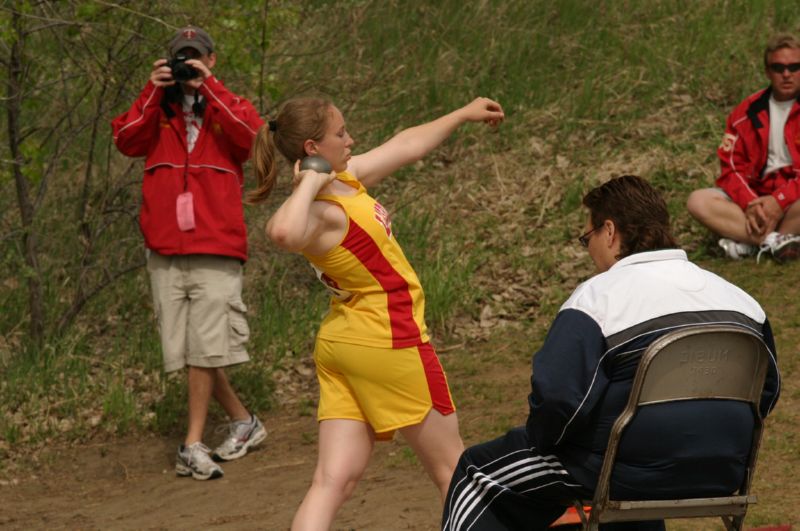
[764,96,794,175]
[182,94,204,153]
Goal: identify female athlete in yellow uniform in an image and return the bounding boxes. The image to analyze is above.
[247,96,504,530]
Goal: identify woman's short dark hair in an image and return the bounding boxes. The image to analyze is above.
[582,175,677,257]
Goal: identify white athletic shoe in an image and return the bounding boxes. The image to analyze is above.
[718,238,755,260]
[176,442,223,480]
[757,231,800,263]
[212,415,267,462]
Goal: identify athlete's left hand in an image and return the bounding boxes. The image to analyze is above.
[460,97,505,127]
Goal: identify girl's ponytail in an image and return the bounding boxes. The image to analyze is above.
[245,98,331,204]
[245,123,278,205]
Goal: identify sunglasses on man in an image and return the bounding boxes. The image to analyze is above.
[767,62,800,74]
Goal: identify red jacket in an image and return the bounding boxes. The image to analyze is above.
[112,77,263,261]
[717,87,800,211]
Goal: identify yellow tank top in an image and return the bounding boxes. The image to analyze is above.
[302,171,429,349]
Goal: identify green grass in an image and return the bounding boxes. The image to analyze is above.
[102,382,140,435]
[244,253,329,363]
[393,211,483,333]
[150,376,187,436]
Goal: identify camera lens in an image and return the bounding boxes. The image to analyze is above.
[169,54,199,83]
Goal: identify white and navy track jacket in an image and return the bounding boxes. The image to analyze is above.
[526,249,780,499]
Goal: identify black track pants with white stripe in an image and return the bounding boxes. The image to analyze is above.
[441,427,665,531]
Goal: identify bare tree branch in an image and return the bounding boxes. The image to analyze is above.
[56,257,145,336]
[257,0,270,114]
[0,228,24,244]
[0,5,80,33]
[5,3,44,344]
[88,0,172,30]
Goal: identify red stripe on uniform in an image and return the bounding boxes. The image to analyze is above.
[340,220,422,348]
[417,343,455,415]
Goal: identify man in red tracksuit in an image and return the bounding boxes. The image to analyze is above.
[687,33,800,262]
[112,26,266,480]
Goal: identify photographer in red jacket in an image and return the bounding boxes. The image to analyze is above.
[112,26,265,480]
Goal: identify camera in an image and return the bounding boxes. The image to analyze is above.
[167,54,199,83]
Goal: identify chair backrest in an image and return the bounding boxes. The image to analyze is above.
[589,324,771,528]
[635,326,769,407]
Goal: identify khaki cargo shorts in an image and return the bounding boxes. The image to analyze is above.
[147,252,250,373]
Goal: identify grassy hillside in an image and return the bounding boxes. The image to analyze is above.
[1,1,798,526]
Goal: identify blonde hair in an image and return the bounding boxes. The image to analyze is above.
[764,33,800,67]
[245,97,333,205]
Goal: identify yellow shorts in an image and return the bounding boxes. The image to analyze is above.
[314,339,456,440]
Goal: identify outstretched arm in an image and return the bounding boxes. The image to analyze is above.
[348,97,504,188]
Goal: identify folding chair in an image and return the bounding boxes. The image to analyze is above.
[574,324,771,531]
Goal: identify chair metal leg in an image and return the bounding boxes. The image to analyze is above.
[722,514,745,531]
[573,501,588,529]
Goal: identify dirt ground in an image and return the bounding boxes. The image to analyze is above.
[1,313,796,531]
[0,407,775,531]
[0,333,514,530]
[0,409,445,531]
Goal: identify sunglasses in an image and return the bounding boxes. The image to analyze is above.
[578,226,600,248]
[767,62,800,74]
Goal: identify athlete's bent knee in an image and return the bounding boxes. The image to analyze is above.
[313,468,363,501]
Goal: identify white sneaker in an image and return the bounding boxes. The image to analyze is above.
[212,415,267,462]
[176,442,223,480]
[718,238,755,260]
[757,231,800,263]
